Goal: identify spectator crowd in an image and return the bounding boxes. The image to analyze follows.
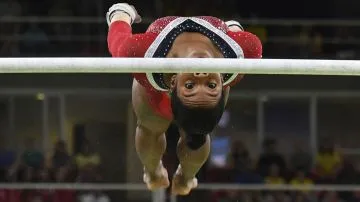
[0,138,109,202]
[205,138,360,202]
[0,134,358,202]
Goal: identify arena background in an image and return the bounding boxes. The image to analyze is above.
[0,0,360,201]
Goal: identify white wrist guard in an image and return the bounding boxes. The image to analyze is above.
[106,3,137,26]
[225,20,244,31]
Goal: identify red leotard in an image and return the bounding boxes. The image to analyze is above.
[107,18,262,120]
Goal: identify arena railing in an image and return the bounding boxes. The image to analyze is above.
[2,16,360,26]
[2,17,360,45]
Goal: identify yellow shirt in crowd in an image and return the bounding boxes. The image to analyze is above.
[265,176,285,184]
[315,152,341,176]
[290,178,313,192]
[75,154,101,169]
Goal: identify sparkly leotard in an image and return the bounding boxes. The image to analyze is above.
[107,16,262,120]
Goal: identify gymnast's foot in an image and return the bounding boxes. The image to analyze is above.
[143,161,170,190]
[171,165,198,195]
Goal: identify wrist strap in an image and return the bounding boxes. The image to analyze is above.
[109,10,133,24]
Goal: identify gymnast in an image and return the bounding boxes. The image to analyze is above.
[106,3,262,195]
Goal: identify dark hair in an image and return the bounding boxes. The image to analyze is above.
[171,87,225,135]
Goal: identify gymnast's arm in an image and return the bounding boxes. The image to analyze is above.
[106,5,158,90]
[107,13,134,57]
[229,31,263,59]
[225,29,263,87]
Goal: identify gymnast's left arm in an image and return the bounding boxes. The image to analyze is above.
[225,21,263,87]
[226,20,262,58]
[228,31,263,59]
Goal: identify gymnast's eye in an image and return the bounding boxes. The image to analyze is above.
[185,82,194,89]
[208,82,217,89]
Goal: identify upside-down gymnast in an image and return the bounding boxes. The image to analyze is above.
[106,3,263,195]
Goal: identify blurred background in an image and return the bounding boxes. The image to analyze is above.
[1,0,360,201]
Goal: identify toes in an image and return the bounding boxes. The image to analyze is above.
[143,166,170,190]
[171,177,198,195]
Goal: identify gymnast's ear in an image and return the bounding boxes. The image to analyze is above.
[170,74,177,89]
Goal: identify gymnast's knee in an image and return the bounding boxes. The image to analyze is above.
[185,133,208,150]
[136,124,165,138]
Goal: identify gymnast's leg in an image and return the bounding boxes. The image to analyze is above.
[136,125,170,189]
[132,80,171,190]
[172,131,210,195]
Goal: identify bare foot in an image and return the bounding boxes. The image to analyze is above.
[143,161,170,190]
[171,165,198,195]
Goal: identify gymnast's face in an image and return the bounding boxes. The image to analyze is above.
[168,32,223,108]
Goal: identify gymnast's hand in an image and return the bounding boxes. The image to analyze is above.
[225,20,244,32]
[106,3,142,26]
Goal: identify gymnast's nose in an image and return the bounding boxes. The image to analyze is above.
[193,73,209,77]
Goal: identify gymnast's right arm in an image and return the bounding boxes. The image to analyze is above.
[106,3,159,90]
[106,3,142,57]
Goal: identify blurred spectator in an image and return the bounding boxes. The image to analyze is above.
[47,1,75,56]
[52,140,70,169]
[48,1,73,36]
[0,163,21,202]
[290,168,314,201]
[257,138,286,177]
[335,159,360,202]
[75,142,100,171]
[264,170,286,202]
[310,31,324,58]
[22,166,35,182]
[77,166,110,202]
[21,138,44,169]
[76,142,103,202]
[0,0,22,56]
[20,166,36,202]
[20,23,49,56]
[289,143,312,173]
[265,164,285,184]
[319,191,341,202]
[78,193,111,202]
[264,164,289,202]
[0,147,16,180]
[55,166,71,182]
[294,26,311,58]
[49,1,73,17]
[77,164,101,183]
[0,38,21,57]
[290,169,313,186]
[215,190,240,202]
[53,166,76,202]
[227,140,250,170]
[334,27,357,59]
[75,141,108,202]
[211,190,246,202]
[36,167,53,182]
[336,159,360,184]
[314,139,342,182]
[24,168,54,202]
[0,189,21,202]
[234,157,263,184]
[0,0,21,17]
